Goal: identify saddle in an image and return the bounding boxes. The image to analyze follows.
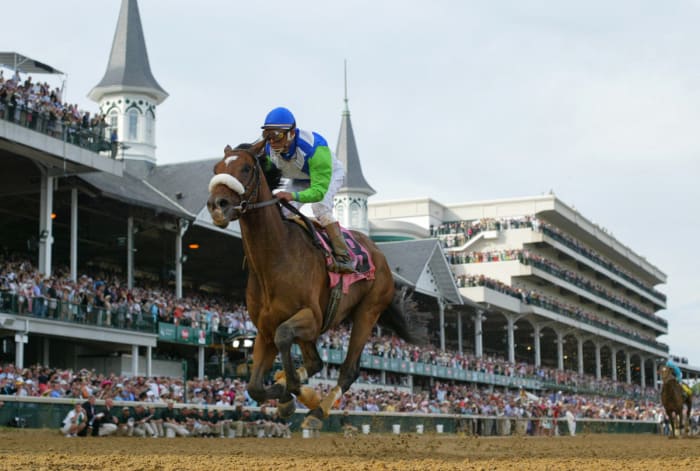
[285,214,376,333]
[285,215,373,276]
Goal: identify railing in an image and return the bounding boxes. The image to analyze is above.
[0,291,156,334]
[0,103,113,155]
[314,348,659,399]
[525,296,669,352]
[459,278,668,352]
[0,395,661,435]
[522,256,667,328]
[541,225,667,303]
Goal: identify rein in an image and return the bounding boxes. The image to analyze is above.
[225,147,279,214]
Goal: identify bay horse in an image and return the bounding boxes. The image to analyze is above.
[206,141,422,426]
[659,365,692,438]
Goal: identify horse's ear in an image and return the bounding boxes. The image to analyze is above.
[224,144,235,157]
[250,139,266,157]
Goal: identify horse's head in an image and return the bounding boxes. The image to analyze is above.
[207,141,266,228]
[660,365,676,384]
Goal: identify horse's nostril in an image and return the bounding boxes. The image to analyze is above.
[216,198,228,209]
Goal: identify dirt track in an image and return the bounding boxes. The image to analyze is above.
[1,429,699,470]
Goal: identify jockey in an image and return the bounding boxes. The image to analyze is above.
[666,358,692,398]
[260,106,355,274]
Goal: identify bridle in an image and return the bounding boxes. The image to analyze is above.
[214,147,279,214]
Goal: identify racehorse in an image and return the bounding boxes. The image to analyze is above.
[659,365,692,438]
[207,141,423,426]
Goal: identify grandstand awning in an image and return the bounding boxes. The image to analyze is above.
[0,52,64,75]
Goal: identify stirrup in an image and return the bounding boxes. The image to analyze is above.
[330,257,355,274]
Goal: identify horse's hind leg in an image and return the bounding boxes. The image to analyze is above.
[314,307,381,420]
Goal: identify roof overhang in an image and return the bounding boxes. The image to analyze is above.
[0,52,64,75]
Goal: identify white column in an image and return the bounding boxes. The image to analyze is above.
[127,216,134,289]
[625,351,632,384]
[594,343,601,380]
[70,187,78,281]
[474,311,483,358]
[43,337,50,366]
[457,312,463,354]
[38,173,54,277]
[198,346,205,379]
[556,331,564,371]
[506,317,515,364]
[611,348,617,382]
[438,298,445,351]
[652,361,659,390]
[533,325,541,367]
[16,336,25,370]
[640,357,646,389]
[131,345,139,377]
[146,346,153,377]
[577,338,584,375]
[176,219,189,299]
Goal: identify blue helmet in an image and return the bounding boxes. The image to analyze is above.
[262,107,296,129]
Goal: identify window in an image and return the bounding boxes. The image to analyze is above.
[109,111,118,139]
[335,201,345,224]
[128,110,139,140]
[350,201,361,228]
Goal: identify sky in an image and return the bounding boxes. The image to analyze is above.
[3,1,699,364]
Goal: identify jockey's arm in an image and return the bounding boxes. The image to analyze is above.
[294,146,332,203]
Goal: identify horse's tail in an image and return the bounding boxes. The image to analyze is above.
[378,281,428,346]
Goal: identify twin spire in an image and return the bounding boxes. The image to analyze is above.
[335,60,375,196]
[89,0,167,104]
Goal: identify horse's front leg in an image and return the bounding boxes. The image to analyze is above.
[274,308,320,416]
[246,335,283,405]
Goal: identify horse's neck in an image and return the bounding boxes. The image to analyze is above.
[239,200,290,275]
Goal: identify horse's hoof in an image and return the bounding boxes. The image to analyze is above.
[277,399,296,418]
[298,386,321,410]
[301,413,323,431]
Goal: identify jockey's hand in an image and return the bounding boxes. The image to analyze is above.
[274,191,295,202]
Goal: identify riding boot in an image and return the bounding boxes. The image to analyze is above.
[325,222,355,274]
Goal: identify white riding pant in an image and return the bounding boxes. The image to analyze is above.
[282,161,345,227]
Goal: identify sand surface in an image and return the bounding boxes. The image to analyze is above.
[1,429,699,470]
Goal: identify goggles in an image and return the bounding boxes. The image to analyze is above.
[263,129,289,143]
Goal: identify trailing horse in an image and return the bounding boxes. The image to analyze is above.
[659,365,692,438]
[207,141,423,426]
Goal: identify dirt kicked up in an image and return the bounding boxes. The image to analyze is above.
[1,429,699,470]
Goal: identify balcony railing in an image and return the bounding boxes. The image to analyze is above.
[0,291,155,333]
[541,225,667,303]
[0,103,113,155]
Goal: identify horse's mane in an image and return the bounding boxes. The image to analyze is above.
[235,142,283,190]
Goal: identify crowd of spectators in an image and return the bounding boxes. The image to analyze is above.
[319,325,659,399]
[0,253,666,404]
[434,215,665,301]
[0,256,256,337]
[457,273,663,348]
[4,362,695,440]
[452,248,665,326]
[0,69,109,152]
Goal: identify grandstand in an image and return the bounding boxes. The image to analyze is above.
[368,196,673,389]
[0,0,694,405]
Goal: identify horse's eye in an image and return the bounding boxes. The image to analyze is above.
[242,164,252,174]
